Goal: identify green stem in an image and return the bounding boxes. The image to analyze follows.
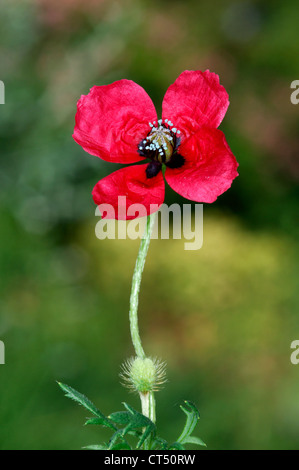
[129,213,156,360]
[139,391,156,423]
[129,213,157,423]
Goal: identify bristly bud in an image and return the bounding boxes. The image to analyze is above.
[120,357,167,394]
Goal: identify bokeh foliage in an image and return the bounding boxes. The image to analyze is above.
[0,0,298,449]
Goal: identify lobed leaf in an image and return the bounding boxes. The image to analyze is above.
[59,384,206,450]
[108,411,131,425]
[57,382,116,430]
[174,400,206,449]
[177,400,200,444]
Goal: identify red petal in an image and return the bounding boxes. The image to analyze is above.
[92,164,165,220]
[73,80,157,164]
[162,70,229,139]
[165,128,239,203]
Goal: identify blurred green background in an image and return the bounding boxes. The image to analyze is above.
[0,0,298,450]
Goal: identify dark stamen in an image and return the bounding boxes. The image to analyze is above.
[165,153,185,169]
[146,161,162,179]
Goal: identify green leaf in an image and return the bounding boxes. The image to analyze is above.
[122,402,135,412]
[123,402,153,428]
[182,436,207,447]
[110,442,132,450]
[177,401,200,444]
[168,442,185,450]
[174,400,206,449]
[83,444,108,450]
[109,411,131,425]
[109,403,156,450]
[59,385,206,451]
[58,382,101,417]
[57,382,115,430]
[107,429,126,450]
[150,436,169,450]
[85,417,109,426]
[136,421,155,449]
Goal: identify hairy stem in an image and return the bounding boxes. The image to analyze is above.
[129,213,156,360]
[129,213,157,423]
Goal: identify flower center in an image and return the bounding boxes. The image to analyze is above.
[138,119,181,164]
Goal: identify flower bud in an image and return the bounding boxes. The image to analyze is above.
[120,356,167,394]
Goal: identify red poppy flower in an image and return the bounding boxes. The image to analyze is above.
[73,70,239,220]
